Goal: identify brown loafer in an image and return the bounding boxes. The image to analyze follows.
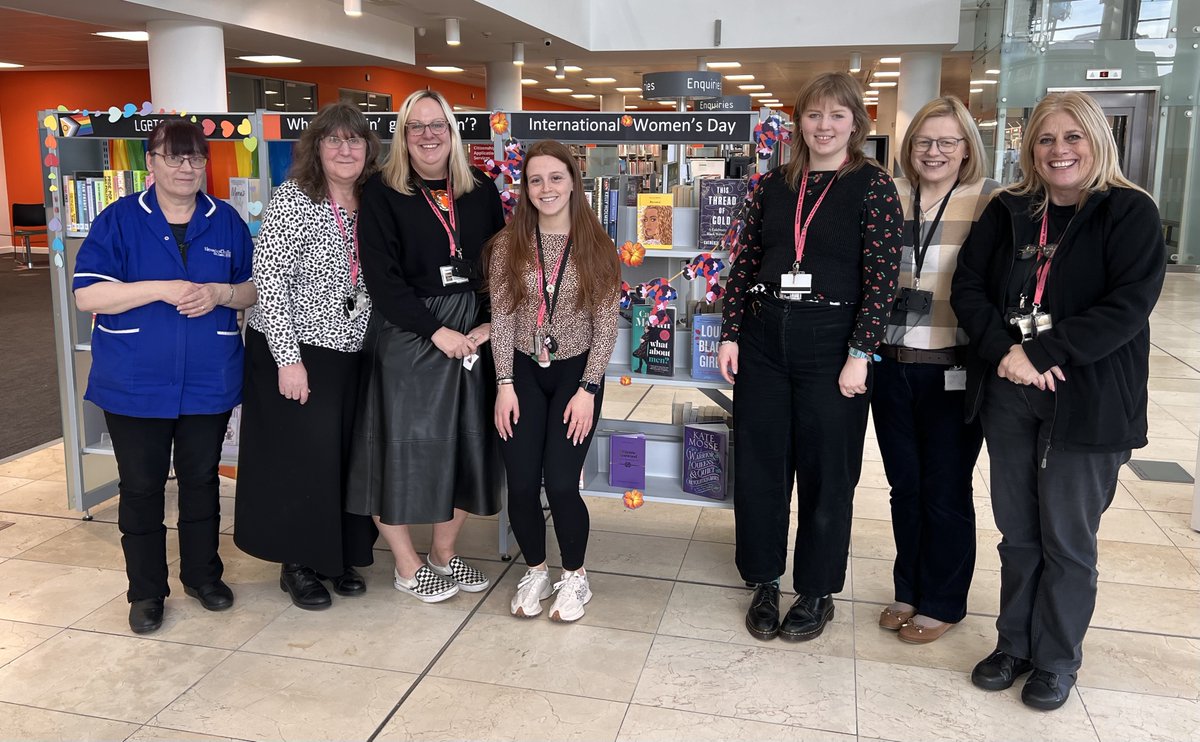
[878,606,916,631]
[898,618,954,644]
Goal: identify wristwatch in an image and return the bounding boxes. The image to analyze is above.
[578,380,601,395]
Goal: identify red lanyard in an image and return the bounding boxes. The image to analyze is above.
[535,227,571,330]
[418,179,460,259]
[1032,210,1052,307]
[792,168,838,266]
[329,201,359,289]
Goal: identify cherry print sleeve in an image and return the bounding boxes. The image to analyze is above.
[719,169,773,342]
[851,168,904,354]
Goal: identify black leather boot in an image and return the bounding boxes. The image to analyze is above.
[778,594,834,642]
[971,649,1035,691]
[280,564,332,610]
[745,582,781,640]
[129,597,165,634]
[316,566,367,596]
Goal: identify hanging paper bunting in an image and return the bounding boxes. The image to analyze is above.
[498,186,518,222]
[483,138,524,182]
[753,113,788,160]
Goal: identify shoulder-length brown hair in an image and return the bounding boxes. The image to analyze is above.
[785,72,873,190]
[900,95,987,185]
[288,101,381,203]
[487,139,620,316]
[381,89,477,197]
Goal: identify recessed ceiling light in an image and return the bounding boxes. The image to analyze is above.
[879,57,901,64]
[0,61,25,68]
[724,74,754,81]
[985,68,1000,75]
[706,62,741,68]
[749,92,773,98]
[738,84,765,90]
[571,93,596,99]
[869,81,897,88]
[93,30,149,41]
[545,88,573,93]
[971,79,999,85]
[970,88,984,94]
[585,77,616,84]
[237,55,302,64]
[544,65,582,73]
[264,90,280,95]
[521,78,538,85]
[657,101,677,106]
[978,120,998,128]
[873,71,900,78]
[625,105,638,110]
[615,87,641,93]
[426,65,464,73]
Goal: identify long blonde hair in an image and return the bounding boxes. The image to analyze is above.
[785,72,872,190]
[381,89,477,196]
[1008,91,1145,215]
[899,96,986,185]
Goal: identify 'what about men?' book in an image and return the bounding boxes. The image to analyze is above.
[631,304,675,377]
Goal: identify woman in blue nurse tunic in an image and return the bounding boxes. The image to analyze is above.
[72,119,255,635]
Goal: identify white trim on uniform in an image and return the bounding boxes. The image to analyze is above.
[74,272,123,283]
[96,324,140,334]
[201,193,217,217]
[138,190,153,214]
[215,330,240,336]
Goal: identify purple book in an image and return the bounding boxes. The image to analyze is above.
[609,433,646,489]
[682,423,728,500]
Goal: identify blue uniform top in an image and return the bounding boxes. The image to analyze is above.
[73,186,254,419]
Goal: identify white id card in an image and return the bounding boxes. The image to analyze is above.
[439,265,470,286]
[944,367,967,391]
[462,353,479,371]
[780,271,812,300]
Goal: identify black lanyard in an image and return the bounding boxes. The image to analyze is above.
[910,178,957,286]
[534,225,572,329]
[416,178,461,260]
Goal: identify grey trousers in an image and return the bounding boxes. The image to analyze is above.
[980,375,1129,674]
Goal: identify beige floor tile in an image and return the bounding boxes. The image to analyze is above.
[675,538,833,598]
[377,676,628,742]
[1123,480,1195,514]
[852,487,891,522]
[0,618,60,667]
[581,495,701,540]
[1147,511,1200,550]
[1108,482,1142,510]
[0,446,65,480]
[433,612,653,702]
[1159,403,1200,425]
[616,704,856,742]
[152,651,416,741]
[633,634,857,734]
[849,557,893,606]
[599,400,638,420]
[0,478,81,518]
[1080,627,1200,699]
[1096,540,1200,590]
[1096,507,1173,546]
[19,519,180,572]
[855,659,1098,742]
[1148,354,1200,379]
[0,701,140,741]
[850,518,896,561]
[545,527,689,580]
[0,475,34,496]
[657,582,853,658]
[975,528,1003,571]
[625,402,673,424]
[1147,415,1197,440]
[1136,437,1200,464]
[126,727,248,741]
[0,629,229,723]
[479,568,671,633]
[852,602,997,675]
[1181,548,1200,575]
[218,534,289,586]
[405,517,516,562]
[1092,582,1200,637]
[0,559,127,626]
[1080,687,1200,742]
[0,512,82,558]
[690,507,735,544]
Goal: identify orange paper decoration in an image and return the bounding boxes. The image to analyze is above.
[623,489,645,509]
[619,241,645,267]
[619,375,632,386]
[490,111,509,136]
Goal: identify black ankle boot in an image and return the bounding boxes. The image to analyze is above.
[778,594,834,642]
[745,582,781,640]
[280,564,332,610]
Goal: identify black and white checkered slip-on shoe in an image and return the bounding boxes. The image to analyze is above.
[427,555,490,593]
[393,565,459,603]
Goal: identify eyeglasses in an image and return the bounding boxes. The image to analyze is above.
[1017,242,1058,260]
[912,137,966,153]
[321,135,366,150]
[405,120,450,136]
[150,152,208,168]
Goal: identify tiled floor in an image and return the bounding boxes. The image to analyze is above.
[0,274,1197,741]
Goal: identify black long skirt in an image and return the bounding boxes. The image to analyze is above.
[345,291,504,525]
[233,327,377,577]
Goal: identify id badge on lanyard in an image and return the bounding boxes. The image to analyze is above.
[420,180,472,286]
[330,201,367,320]
[781,168,837,299]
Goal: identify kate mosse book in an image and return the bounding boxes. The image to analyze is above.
[682,423,728,500]
[608,433,646,489]
[690,313,723,381]
[631,304,675,377]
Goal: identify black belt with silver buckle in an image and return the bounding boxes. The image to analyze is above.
[878,344,963,366]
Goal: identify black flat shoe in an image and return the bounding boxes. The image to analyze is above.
[129,597,164,634]
[971,648,1035,691]
[745,582,781,640]
[280,564,332,610]
[779,594,834,642]
[1021,669,1076,711]
[316,566,366,596]
[183,580,235,611]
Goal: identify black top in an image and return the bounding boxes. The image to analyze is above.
[169,222,189,265]
[358,169,505,338]
[720,164,904,353]
[1002,201,1075,313]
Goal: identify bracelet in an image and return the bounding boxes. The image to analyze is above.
[224,283,235,306]
[719,340,737,346]
[847,348,871,360]
[496,378,514,386]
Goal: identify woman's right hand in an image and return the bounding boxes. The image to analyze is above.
[158,280,200,307]
[432,327,475,359]
[495,385,520,441]
[278,362,310,405]
[717,341,739,385]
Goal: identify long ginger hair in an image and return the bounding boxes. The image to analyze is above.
[487,139,620,315]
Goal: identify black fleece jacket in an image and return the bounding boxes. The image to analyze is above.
[951,187,1166,453]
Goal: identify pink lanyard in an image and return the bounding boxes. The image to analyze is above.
[1032,210,1052,307]
[418,180,459,258]
[792,168,838,266]
[330,201,360,288]
[535,230,570,330]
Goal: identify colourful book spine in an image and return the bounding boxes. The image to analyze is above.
[690,314,723,381]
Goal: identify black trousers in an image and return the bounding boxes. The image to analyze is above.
[871,356,983,623]
[733,297,871,596]
[105,410,231,602]
[981,375,1128,673]
[500,352,602,571]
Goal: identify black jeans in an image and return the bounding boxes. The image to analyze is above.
[871,357,983,622]
[733,297,871,596]
[981,375,1128,673]
[499,352,602,571]
[105,410,231,602]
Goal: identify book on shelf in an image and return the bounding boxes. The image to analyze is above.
[690,313,723,381]
[637,192,673,249]
[698,178,749,251]
[608,433,646,489]
[631,304,676,377]
[65,168,148,233]
[682,423,729,500]
[588,175,641,242]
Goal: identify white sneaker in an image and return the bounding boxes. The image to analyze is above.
[426,555,490,593]
[510,568,553,618]
[548,569,592,622]
[394,565,459,603]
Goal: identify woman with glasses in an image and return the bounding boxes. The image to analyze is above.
[72,119,256,634]
[870,96,999,644]
[234,102,382,610]
[347,90,505,603]
[952,91,1165,710]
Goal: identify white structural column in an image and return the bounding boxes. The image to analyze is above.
[896,51,943,158]
[147,21,228,112]
[485,61,522,111]
[874,87,898,170]
[600,94,625,112]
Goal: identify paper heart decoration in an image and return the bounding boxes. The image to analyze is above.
[248,221,262,237]
[247,200,264,217]
[49,185,58,192]
[236,118,252,136]
[42,115,56,130]
[52,237,65,252]
[220,120,235,137]
[190,116,198,123]
[122,103,137,117]
[107,106,122,123]
[56,104,68,111]
[48,217,62,231]
[242,136,258,152]
[44,134,57,148]
[44,153,59,167]
[201,119,216,136]
[53,253,64,269]
[140,101,154,115]
[48,172,57,180]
